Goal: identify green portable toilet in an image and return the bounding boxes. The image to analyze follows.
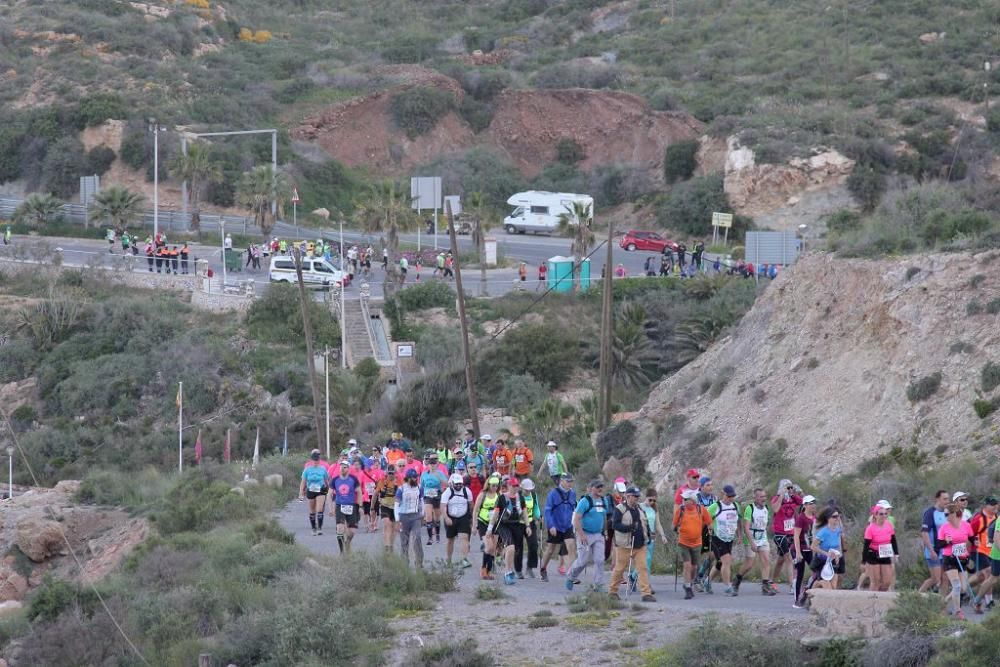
[547,256,591,293]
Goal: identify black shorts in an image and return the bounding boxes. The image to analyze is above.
[446,515,472,539]
[991,558,1000,577]
[711,537,734,560]
[424,496,441,509]
[478,520,489,539]
[362,502,371,516]
[336,503,360,527]
[306,487,328,500]
[498,523,525,550]
[547,528,574,545]
[972,552,991,573]
[379,505,395,521]
[863,547,895,565]
[942,556,970,572]
[773,534,794,557]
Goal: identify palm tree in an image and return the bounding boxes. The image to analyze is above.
[236,165,288,240]
[557,200,595,293]
[12,193,63,228]
[352,181,417,299]
[611,303,654,389]
[88,186,145,234]
[467,191,495,296]
[170,142,222,234]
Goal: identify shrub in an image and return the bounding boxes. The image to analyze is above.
[474,584,507,601]
[657,175,731,237]
[988,298,1000,315]
[390,87,454,139]
[390,368,467,444]
[826,209,863,234]
[884,591,949,635]
[40,136,89,199]
[86,146,116,176]
[982,362,1000,393]
[527,616,558,628]
[847,164,888,212]
[381,32,439,63]
[974,398,999,419]
[493,372,549,416]
[645,615,806,666]
[412,643,497,667]
[751,439,799,485]
[397,280,454,311]
[968,299,984,315]
[663,140,699,183]
[532,62,623,90]
[478,323,579,391]
[905,266,921,281]
[72,93,127,129]
[458,98,495,132]
[931,610,1000,666]
[555,137,585,165]
[906,372,941,402]
[862,635,936,667]
[26,576,98,622]
[245,283,340,349]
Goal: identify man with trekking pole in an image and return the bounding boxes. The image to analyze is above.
[608,487,656,602]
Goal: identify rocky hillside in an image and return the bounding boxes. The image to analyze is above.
[622,250,1000,492]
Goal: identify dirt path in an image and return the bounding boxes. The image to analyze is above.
[277,501,804,665]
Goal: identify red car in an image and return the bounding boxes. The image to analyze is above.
[619,230,679,253]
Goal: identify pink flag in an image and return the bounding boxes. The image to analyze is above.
[194,429,203,465]
[223,428,231,464]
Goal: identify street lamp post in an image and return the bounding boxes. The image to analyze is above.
[6,446,12,500]
[324,346,331,460]
[149,120,164,241]
[340,218,347,369]
[798,223,808,254]
[220,221,227,288]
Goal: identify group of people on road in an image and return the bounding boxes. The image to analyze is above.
[299,436,1000,619]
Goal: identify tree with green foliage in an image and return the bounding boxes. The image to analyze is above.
[663,140,699,183]
[557,200,595,293]
[88,185,144,233]
[657,174,731,237]
[170,142,223,233]
[467,191,496,296]
[353,180,418,299]
[612,303,654,389]
[389,87,454,139]
[847,164,887,212]
[13,193,63,228]
[237,165,288,241]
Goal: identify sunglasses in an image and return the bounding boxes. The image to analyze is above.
[958,498,968,502]
[830,514,841,519]
[876,512,888,516]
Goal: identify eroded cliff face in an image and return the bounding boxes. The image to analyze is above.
[623,250,1000,495]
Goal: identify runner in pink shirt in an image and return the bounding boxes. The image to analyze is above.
[937,502,975,619]
[862,506,897,591]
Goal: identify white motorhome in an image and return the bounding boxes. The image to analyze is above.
[503,191,594,235]
[268,255,349,289]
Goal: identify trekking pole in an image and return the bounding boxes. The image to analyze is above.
[674,547,680,593]
[955,556,979,606]
[624,542,637,600]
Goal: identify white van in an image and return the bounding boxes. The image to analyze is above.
[503,191,594,235]
[268,255,349,288]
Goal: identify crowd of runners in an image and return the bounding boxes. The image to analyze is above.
[298,432,996,617]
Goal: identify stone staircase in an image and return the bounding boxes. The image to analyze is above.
[342,297,375,368]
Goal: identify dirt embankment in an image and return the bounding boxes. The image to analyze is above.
[292,66,703,179]
[622,251,1000,495]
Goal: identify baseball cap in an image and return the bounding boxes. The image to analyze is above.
[456,461,467,470]
[876,499,893,510]
[625,486,642,497]
[953,491,969,501]
[681,489,698,500]
[348,438,358,446]
[339,459,349,467]
[590,479,605,489]
[546,440,558,448]
[310,451,321,461]
[521,479,535,491]
[482,434,493,440]
[449,474,464,485]
[986,496,1000,506]
[614,481,627,493]
[723,484,737,497]
[403,444,413,452]
[699,476,712,486]
[686,468,700,479]
[561,473,574,482]
[802,495,817,504]
[404,468,418,479]
[508,478,520,487]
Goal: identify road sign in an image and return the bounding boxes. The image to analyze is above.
[291,187,300,204]
[711,212,733,228]
[745,231,800,267]
[410,177,442,210]
[444,195,461,216]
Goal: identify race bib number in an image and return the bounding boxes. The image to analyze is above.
[497,457,506,466]
[783,519,795,532]
[340,504,354,515]
[307,482,322,493]
[595,506,605,513]
[425,489,438,498]
[365,482,376,495]
[515,455,525,463]
[952,542,968,557]
[878,544,894,559]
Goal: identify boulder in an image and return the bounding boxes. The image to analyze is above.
[807,588,898,638]
[264,474,283,489]
[53,480,81,495]
[15,517,64,562]
[0,566,27,602]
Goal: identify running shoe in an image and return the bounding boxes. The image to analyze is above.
[565,577,574,591]
[426,539,433,546]
[725,586,736,597]
[517,572,525,580]
[641,595,656,603]
[684,586,694,600]
[504,572,516,586]
[955,610,966,621]
[704,578,713,594]
[527,568,536,578]
[460,558,471,569]
[693,580,704,593]
[311,529,317,536]
[317,530,323,536]
[539,568,548,582]
[558,565,567,575]
[792,601,805,609]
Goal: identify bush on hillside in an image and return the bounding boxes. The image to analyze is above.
[458,97,496,132]
[381,32,439,63]
[663,140,699,183]
[478,323,579,392]
[391,369,467,444]
[847,164,887,212]
[493,372,549,416]
[86,146,116,176]
[72,93,127,129]
[555,137,585,165]
[412,643,497,667]
[390,87,455,139]
[532,61,623,90]
[644,615,806,666]
[427,148,527,211]
[397,280,454,311]
[884,591,950,636]
[40,136,89,199]
[595,419,637,463]
[982,362,1000,393]
[245,283,340,349]
[531,163,585,194]
[656,175,730,237]
[588,164,651,208]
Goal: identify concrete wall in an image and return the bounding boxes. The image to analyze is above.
[807,589,898,639]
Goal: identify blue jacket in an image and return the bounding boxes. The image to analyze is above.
[544,487,577,532]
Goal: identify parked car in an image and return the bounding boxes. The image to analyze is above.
[619,230,679,253]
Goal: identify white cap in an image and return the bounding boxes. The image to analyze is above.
[546,440,558,448]
[614,481,627,493]
[681,489,698,500]
[348,438,358,445]
[521,479,535,491]
[802,495,817,504]
[953,491,968,501]
[449,474,464,485]
[876,499,893,510]
[482,434,493,440]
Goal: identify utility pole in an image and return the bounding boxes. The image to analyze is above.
[598,219,614,431]
[446,200,481,438]
[293,246,325,447]
[325,345,331,460]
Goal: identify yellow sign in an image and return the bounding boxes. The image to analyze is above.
[712,212,733,228]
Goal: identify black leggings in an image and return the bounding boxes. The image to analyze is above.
[517,521,539,572]
[795,550,813,602]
